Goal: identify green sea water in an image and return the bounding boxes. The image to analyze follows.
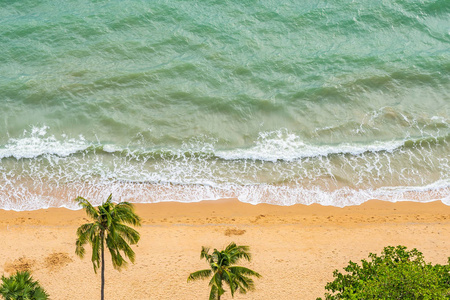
[0,0,449,209]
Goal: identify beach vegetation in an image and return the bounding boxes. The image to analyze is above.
[317,245,450,300]
[188,242,261,300]
[74,194,141,300]
[0,271,49,300]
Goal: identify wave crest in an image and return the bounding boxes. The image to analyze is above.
[2,127,448,161]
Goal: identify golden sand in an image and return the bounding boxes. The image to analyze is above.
[1,198,450,299]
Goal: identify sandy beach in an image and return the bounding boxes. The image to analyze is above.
[1,198,450,299]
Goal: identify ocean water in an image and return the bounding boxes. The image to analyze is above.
[0,0,449,210]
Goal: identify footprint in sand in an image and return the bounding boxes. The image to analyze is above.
[224,228,246,236]
[44,252,73,271]
[4,257,36,274]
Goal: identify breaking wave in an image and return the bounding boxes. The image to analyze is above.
[0,126,448,210]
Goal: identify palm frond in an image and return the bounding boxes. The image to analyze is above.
[75,195,142,276]
[200,247,211,260]
[235,274,255,293]
[106,233,133,269]
[109,227,135,254]
[116,234,135,261]
[98,203,113,229]
[91,234,102,273]
[222,268,238,296]
[75,239,86,258]
[105,193,113,205]
[227,243,252,263]
[229,266,262,278]
[211,249,220,265]
[75,223,96,258]
[113,223,141,245]
[113,202,141,226]
[187,269,212,282]
[209,285,218,300]
[108,245,128,270]
[224,242,237,252]
[211,273,225,297]
[188,243,260,299]
[74,196,98,220]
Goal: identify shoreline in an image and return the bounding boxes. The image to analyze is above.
[1,198,450,299]
[2,197,450,226]
[1,182,449,211]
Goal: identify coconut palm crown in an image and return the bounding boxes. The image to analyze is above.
[188,242,261,300]
[75,194,141,300]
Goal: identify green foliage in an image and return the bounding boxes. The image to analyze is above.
[188,242,261,300]
[75,194,141,300]
[317,245,450,300]
[75,194,141,272]
[0,271,49,300]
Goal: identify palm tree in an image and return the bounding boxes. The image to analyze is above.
[0,271,49,300]
[75,194,141,300]
[188,242,261,300]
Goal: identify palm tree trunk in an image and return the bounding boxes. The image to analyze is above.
[101,231,105,300]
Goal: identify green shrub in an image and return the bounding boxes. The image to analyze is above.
[0,271,49,300]
[317,245,450,300]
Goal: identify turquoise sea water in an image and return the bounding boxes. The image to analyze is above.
[0,0,449,210]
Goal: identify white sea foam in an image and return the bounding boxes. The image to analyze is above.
[0,127,438,163]
[103,144,121,153]
[0,127,448,210]
[1,179,449,211]
[0,126,89,159]
[216,130,405,161]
